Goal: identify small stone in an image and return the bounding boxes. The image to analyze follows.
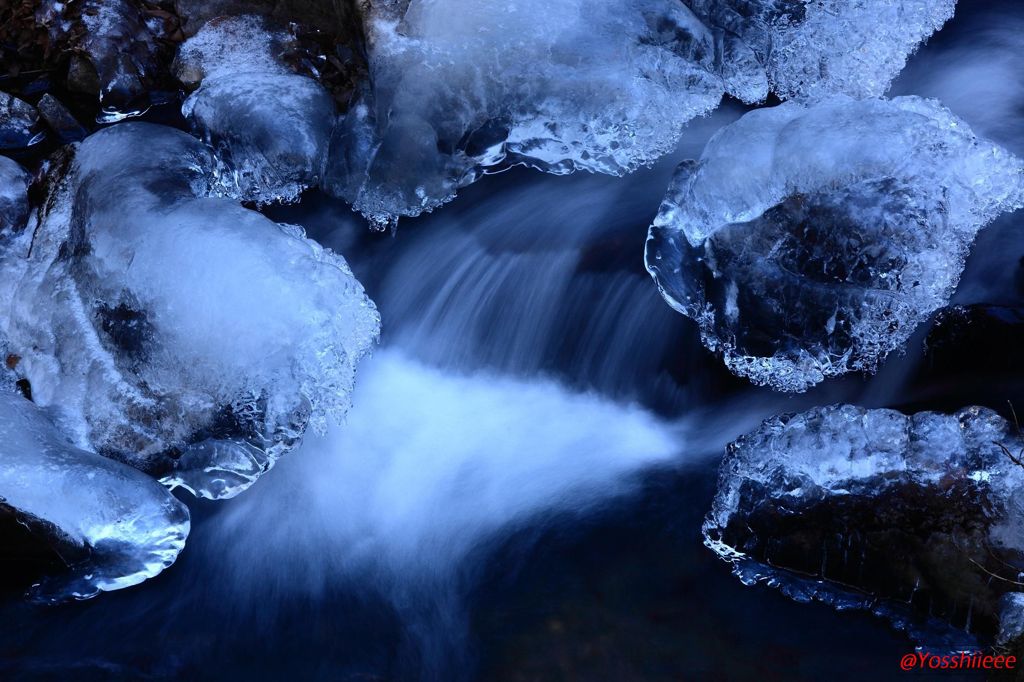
[36,94,89,144]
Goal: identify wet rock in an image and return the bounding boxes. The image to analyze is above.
[36,94,89,143]
[173,0,355,37]
[66,55,103,97]
[704,404,1024,648]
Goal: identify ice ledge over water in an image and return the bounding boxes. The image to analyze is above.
[325,0,768,228]
[324,0,954,228]
[704,404,1024,648]
[0,123,380,500]
[0,390,189,603]
[646,96,1024,392]
[175,16,335,205]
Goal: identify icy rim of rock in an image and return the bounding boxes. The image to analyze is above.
[0,390,189,603]
[175,15,336,205]
[646,96,1024,392]
[0,123,380,500]
[327,0,953,228]
[326,0,768,228]
[703,404,1024,649]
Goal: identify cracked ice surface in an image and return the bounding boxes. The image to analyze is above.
[689,0,956,100]
[176,16,336,204]
[325,0,768,228]
[646,96,1024,392]
[703,404,1024,646]
[0,123,380,500]
[0,389,189,602]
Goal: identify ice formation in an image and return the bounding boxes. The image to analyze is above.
[36,0,168,121]
[324,0,954,227]
[704,404,1024,647]
[646,96,1024,392]
[325,0,767,228]
[0,157,30,234]
[0,389,189,602]
[0,123,380,500]
[0,93,42,150]
[689,0,956,100]
[175,16,336,204]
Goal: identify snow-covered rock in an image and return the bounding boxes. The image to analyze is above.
[0,93,42,150]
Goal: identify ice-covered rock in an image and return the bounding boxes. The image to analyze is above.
[0,389,189,602]
[0,93,43,150]
[0,123,380,500]
[704,404,1024,647]
[175,16,336,204]
[325,0,768,228]
[36,0,171,122]
[646,96,1024,392]
[689,0,956,100]
[0,157,30,235]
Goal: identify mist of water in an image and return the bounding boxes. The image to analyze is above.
[195,105,782,677]
[200,15,1024,657]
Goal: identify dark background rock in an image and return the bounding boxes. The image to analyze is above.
[36,94,88,143]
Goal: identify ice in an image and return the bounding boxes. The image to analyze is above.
[175,16,336,204]
[704,404,1024,646]
[36,0,167,121]
[0,123,380,500]
[0,92,43,150]
[689,0,956,100]
[0,157,30,234]
[324,0,767,228]
[646,96,1024,392]
[0,389,189,602]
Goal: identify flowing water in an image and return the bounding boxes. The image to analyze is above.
[3,1,1024,680]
